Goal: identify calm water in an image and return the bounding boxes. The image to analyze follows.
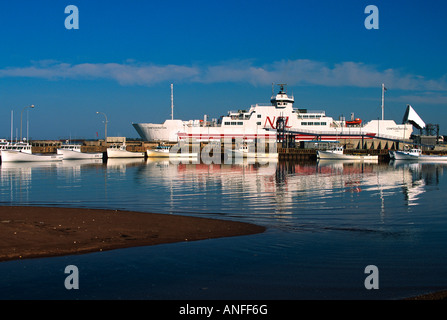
[1,157,447,299]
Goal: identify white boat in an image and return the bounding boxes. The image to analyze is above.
[389,150,396,160]
[0,139,9,150]
[133,84,414,143]
[106,144,145,158]
[0,141,36,162]
[57,144,103,160]
[1,150,63,162]
[392,148,447,161]
[146,145,171,157]
[227,144,278,158]
[317,146,378,161]
[146,145,198,158]
[0,141,32,154]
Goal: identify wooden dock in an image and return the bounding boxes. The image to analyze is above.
[278,147,391,162]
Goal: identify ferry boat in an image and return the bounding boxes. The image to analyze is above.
[132,84,414,143]
[57,143,103,160]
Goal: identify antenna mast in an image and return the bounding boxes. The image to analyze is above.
[381,83,386,120]
[11,110,13,142]
[171,83,174,120]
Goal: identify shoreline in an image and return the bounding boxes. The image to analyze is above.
[0,206,266,262]
[404,290,447,300]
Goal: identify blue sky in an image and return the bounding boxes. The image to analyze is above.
[1,0,446,139]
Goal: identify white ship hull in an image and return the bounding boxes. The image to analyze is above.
[57,149,103,160]
[1,150,63,162]
[107,148,145,158]
[146,149,198,158]
[229,150,278,159]
[392,150,447,161]
[146,149,170,157]
[226,145,278,159]
[317,150,378,161]
[133,85,414,143]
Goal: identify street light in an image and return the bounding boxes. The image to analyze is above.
[20,105,35,141]
[96,111,108,142]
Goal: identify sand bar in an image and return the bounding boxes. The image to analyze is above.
[0,206,265,262]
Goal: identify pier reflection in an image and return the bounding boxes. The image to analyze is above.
[0,159,103,204]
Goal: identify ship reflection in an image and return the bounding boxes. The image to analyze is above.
[137,158,447,214]
[1,158,445,215]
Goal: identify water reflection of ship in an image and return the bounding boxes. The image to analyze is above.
[138,159,439,213]
[142,158,278,196]
[391,160,446,206]
[106,158,146,173]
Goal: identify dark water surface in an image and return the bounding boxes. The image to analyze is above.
[1,158,446,299]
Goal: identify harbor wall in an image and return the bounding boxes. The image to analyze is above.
[29,140,157,154]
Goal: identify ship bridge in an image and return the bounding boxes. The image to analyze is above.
[270,84,294,108]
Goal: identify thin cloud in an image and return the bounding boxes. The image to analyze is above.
[199,59,447,91]
[0,59,446,92]
[396,92,447,104]
[0,61,200,85]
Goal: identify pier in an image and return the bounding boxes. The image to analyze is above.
[7,134,447,163]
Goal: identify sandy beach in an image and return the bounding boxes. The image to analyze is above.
[0,206,265,262]
[2,205,446,300]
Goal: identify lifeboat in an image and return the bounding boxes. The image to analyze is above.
[346,118,362,126]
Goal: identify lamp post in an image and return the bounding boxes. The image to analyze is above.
[20,105,35,141]
[96,111,108,142]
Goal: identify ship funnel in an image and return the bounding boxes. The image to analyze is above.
[403,105,425,129]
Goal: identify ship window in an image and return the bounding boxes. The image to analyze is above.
[238,122,243,125]
[308,122,314,125]
[231,122,236,125]
[224,122,230,125]
[301,122,307,125]
[257,114,262,118]
[257,122,262,125]
[321,122,327,126]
